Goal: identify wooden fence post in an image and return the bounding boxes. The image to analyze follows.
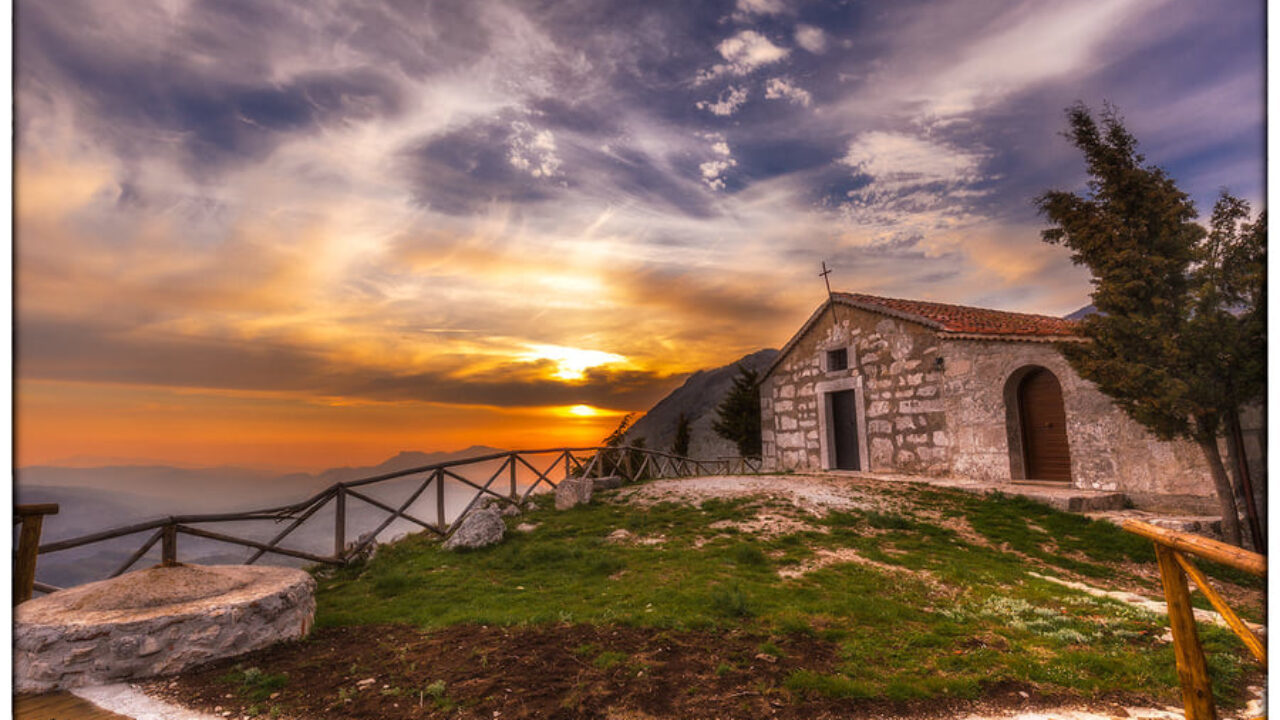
[161,523,178,566]
[1154,544,1216,720]
[334,486,346,559]
[510,454,519,500]
[14,504,58,604]
[436,469,446,532]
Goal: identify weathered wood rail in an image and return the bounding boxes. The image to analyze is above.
[25,446,761,596]
[1122,519,1266,720]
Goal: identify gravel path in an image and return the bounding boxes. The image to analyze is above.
[618,473,889,515]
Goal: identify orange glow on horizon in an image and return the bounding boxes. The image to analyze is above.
[16,381,632,473]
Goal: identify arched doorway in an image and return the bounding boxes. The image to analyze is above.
[1009,367,1071,482]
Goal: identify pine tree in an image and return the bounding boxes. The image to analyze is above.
[672,412,692,458]
[713,365,762,458]
[1037,103,1265,547]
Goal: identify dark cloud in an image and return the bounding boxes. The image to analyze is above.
[402,115,563,215]
[734,137,841,183]
[18,1,406,174]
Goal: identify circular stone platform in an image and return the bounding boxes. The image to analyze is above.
[16,564,316,694]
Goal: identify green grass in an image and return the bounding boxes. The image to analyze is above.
[313,484,1261,707]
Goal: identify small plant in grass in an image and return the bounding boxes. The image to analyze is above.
[422,679,454,711]
[593,651,629,670]
[373,574,412,598]
[820,510,862,528]
[715,661,735,677]
[572,643,600,657]
[220,666,288,702]
[784,670,874,699]
[729,542,769,567]
[866,511,914,530]
[758,640,784,658]
[776,611,814,637]
[709,582,755,618]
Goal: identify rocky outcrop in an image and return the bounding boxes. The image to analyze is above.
[15,564,315,693]
[442,507,505,550]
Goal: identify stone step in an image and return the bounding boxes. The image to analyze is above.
[1011,489,1129,513]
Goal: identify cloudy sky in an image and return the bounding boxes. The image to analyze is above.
[15,0,1264,470]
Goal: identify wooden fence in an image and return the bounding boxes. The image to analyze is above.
[20,446,761,598]
[1122,519,1266,720]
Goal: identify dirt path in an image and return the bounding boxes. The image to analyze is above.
[620,473,896,515]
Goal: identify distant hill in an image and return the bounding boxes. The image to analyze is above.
[314,446,507,484]
[624,349,778,459]
[1064,305,1097,320]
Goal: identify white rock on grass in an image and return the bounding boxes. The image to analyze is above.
[442,507,505,551]
[555,477,593,510]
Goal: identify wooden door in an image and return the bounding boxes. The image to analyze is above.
[1018,369,1071,482]
[830,390,860,471]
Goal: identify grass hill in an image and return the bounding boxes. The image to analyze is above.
[153,473,1263,720]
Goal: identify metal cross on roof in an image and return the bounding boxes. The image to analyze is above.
[820,261,839,328]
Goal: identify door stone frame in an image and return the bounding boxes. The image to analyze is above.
[816,376,869,471]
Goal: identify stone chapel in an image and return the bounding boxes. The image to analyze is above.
[759,292,1264,513]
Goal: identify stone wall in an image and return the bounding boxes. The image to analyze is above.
[940,337,1216,508]
[762,305,949,474]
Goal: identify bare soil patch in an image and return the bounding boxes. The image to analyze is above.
[144,624,1144,720]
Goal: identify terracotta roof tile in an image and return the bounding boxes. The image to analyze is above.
[834,292,1079,337]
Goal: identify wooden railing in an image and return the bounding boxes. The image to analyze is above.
[1122,519,1266,720]
[27,446,759,595]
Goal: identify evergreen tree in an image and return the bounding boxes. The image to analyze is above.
[713,365,762,458]
[1037,103,1265,547]
[1188,192,1267,549]
[672,412,692,458]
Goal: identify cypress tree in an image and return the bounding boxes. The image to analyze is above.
[713,365,762,458]
[1037,103,1265,547]
[672,412,692,458]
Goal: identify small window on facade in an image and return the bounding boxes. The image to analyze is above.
[826,348,848,372]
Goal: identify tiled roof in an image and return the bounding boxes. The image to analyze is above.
[833,292,1080,338]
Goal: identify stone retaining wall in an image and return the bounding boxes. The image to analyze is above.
[16,564,316,693]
